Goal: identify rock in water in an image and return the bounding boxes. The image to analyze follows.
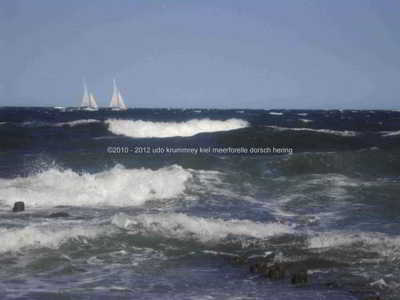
[249,262,269,274]
[362,296,382,300]
[291,270,308,285]
[12,201,25,212]
[48,212,70,218]
[232,256,247,264]
[266,264,286,280]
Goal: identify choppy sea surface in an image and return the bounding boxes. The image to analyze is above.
[0,107,400,300]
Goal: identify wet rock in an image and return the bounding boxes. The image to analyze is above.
[247,251,275,265]
[48,212,70,218]
[266,264,286,280]
[249,262,269,274]
[249,264,257,273]
[12,201,25,212]
[325,281,340,288]
[291,270,308,285]
[362,296,382,300]
[232,256,247,264]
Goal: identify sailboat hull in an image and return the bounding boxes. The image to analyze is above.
[80,106,98,111]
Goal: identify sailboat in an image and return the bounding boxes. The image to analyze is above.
[80,81,98,111]
[109,79,128,110]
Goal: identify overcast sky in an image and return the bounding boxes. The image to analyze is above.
[1,0,399,109]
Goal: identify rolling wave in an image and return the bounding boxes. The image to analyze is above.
[112,212,294,243]
[105,118,248,138]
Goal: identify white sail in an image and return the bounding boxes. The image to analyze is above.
[109,79,119,108]
[80,81,90,107]
[89,93,98,109]
[117,91,127,110]
[109,79,128,110]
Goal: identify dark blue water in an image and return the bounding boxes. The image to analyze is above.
[0,107,399,299]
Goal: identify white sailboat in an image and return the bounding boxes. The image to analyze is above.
[109,79,127,110]
[80,81,98,111]
[89,93,98,109]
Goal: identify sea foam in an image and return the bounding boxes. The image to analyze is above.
[0,164,192,208]
[105,118,248,138]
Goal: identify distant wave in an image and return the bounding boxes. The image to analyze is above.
[105,118,248,138]
[267,126,357,137]
[15,119,100,128]
[0,164,191,207]
[269,112,283,116]
[54,119,100,127]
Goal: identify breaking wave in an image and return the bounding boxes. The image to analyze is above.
[54,119,100,127]
[0,225,109,253]
[111,212,294,243]
[0,164,192,208]
[105,118,248,138]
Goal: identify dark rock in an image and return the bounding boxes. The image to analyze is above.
[12,201,25,212]
[325,281,340,288]
[266,264,286,280]
[250,262,269,274]
[249,264,257,273]
[232,256,247,264]
[362,296,382,300]
[48,212,70,218]
[291,270,308,285]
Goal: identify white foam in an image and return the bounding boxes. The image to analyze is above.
[54,119,100,127]
[268,126,357,137]
[0,224,108,253]
[269,112,283,116]
[111,213,294,243]
[0,164,192,208]
[105,118,248,138]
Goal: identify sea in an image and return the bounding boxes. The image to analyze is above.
[0,107,400,300]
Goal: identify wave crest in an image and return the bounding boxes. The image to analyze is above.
[105,118,248,138]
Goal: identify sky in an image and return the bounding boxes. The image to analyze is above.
[1,0,399,109]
